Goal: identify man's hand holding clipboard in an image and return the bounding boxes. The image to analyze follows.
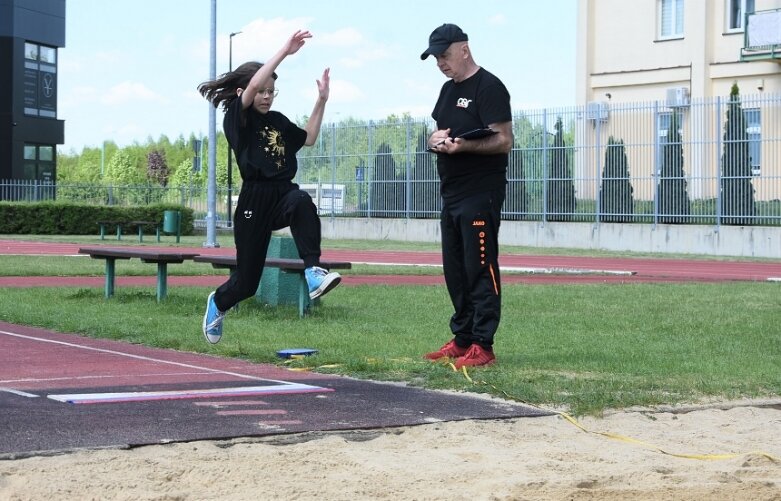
[456,128,496,140]
[427,128,496,152]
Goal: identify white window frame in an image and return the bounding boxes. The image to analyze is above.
[655,111,684,175]
[658,0,685,39]
[744,108,761,176]
[726,0,755,32]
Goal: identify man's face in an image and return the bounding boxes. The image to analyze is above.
[434,43,467,81]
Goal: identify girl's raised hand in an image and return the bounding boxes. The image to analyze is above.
[285,30,312,56]
[317,68,330,101]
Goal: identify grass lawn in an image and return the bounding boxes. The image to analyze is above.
[1,244,779,415]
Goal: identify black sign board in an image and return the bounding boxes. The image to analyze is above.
[23,62,57,117]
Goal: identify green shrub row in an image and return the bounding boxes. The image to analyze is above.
[0,202,194,235]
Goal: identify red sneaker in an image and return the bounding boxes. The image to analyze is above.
[454,344,496,369]
[424,340,469,360]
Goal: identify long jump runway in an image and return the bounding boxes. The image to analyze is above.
[0,322,549,458]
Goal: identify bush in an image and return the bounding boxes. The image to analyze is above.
[0,202,194,235]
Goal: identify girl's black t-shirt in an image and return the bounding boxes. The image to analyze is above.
[432,67,512,200]
[223,98,307,182]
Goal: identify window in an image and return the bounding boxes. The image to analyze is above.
[744,108,761,176]
[39,46,56,64]
[23,42,58,118]
[657,111,683,140]
[22,144,56,182]
[24,43,39,60]
[656,111,683,174]
[659,0,685,39]
[727,0,755,31]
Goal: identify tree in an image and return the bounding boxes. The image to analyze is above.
[504,148,527,220]
[545,117,576,221]
[369,143,403,217]
[599,137,634,222]
[410,132,440,218]
[147,150,169,186]
[720,83,755,225]
[168,158,203,188]
[657,112,691,223]
[104,149,144,185]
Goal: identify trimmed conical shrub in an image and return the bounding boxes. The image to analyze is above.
[599,137,634,222]
[546,117,576,221]
[719,83,756,225]
[657,112,691,223]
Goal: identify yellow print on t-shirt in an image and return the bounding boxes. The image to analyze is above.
[259,125,286,170]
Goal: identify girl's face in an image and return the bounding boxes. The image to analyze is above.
[252,76,277,115]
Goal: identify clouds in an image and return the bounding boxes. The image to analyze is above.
[229,16,314,64]
[319,27,364,47]
[100,82,167,106]
[57,0,576,152]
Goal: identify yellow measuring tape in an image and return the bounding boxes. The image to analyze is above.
[450,362,779,463]
[281,355,779,461]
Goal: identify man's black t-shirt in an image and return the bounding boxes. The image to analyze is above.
[431,67,511,201]
[223,97,307,182]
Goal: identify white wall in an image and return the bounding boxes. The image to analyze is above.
[306,218,781,258]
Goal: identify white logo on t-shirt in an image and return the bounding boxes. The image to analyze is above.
[457,98,472,109]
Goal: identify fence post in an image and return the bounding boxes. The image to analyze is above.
[541,108,549,225]
[715,96,722,231]
[594,109,603,226]
[330,122,337,218]
[652,101,660,228]
[367,120,374,218]
[405,117,412,219]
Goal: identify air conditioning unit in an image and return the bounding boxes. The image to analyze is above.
[585,101,609,121]
[666,87,690,108]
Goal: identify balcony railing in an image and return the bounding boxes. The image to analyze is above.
[742,8,781,61]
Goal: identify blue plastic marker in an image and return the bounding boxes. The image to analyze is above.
[277,348,318,359]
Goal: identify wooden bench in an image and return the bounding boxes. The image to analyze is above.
[97,221,160,243]
[193,255,351,317]
[79,247,200,301]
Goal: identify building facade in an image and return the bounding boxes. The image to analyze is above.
[577,0,781,104]
[574,0,781,205]
[0,0,65,189]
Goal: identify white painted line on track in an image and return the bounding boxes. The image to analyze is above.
[503,266,636,276]
[0,372,219,385]
[0,329,291,384]
[0,388,39,398]
[48,383,331,404]
[353,261,636,276]
[352,261,441,268]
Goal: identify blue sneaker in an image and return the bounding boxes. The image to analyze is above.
[305,266,341,300]
[202,291,225,344]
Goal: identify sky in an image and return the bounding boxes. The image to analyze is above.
[58,0,577,153]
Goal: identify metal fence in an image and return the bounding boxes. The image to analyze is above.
[3,93,780,227]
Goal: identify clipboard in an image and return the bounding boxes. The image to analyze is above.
[427,128,496,152]
[456,128,496,140]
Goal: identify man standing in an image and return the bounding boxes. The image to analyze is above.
[421,23,513,368]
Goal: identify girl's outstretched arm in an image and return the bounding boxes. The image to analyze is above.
[240,30,312,109]
[304,68,330,146]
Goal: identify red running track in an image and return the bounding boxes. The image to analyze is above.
[1,239,780,285]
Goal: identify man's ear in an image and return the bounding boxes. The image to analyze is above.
[236,88,243,96]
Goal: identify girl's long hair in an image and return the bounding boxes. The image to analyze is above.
[197,62,278,111]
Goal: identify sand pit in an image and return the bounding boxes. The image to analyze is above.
[1,401,779,500]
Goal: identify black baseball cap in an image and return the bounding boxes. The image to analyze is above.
[420,23,468,60]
